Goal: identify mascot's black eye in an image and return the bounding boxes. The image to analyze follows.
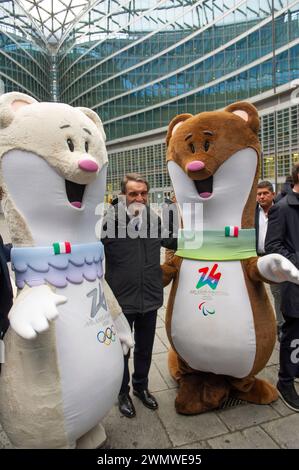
[189,143,196,154]
[204,140,210,152]
[85,141,89,152]
[67,138,74,152]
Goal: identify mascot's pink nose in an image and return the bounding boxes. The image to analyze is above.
[186,160,205,172]
[78,159,99,172]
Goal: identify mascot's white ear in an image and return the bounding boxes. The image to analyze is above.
[0,92,37,128]
[77,107,106,142]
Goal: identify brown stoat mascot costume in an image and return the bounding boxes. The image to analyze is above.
[163,101,299,415]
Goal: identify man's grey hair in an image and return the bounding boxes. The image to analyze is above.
[120,173,150,194]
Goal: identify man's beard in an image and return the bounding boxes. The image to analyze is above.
[127,201,146,217]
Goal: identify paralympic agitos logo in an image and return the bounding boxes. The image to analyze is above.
[198,301,216,316]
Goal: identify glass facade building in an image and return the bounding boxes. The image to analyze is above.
[0,1,50,100]
[0,0,299,199]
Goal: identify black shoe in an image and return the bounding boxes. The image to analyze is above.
[277,381,299,412]
[118,393,136,418]
[133,389,158,410]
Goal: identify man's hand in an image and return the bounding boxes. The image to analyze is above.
[257,254,299,284]
[8,285,67,340]
[114,312,134,355]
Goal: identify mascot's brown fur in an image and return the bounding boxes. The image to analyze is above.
[162,102,279,415]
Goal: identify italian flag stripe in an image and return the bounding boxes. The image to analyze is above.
[53,242,71,255]
[225,226,239,237]
[65,241,71,253]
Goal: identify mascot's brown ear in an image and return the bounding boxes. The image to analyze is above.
[0,92,37,128]
[166,113,193,146]
[225,101,260,135]
[77,107,106,141]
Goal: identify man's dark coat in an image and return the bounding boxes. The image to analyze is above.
[102,203,177,315]
[265,192,299,317]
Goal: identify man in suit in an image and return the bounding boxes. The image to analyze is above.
[255,180,284,340]
[265,164,299,411]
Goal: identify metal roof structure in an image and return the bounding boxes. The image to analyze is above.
[12,0,240,48]
[17,0,93,44]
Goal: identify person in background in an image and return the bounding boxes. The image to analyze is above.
[275,175,294,203]
[0,187,13,369]
[102,173,177,418]
[255,180,284,340]
[265,163,299,411]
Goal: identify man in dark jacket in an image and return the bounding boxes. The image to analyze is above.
[265,163,299,411]
[102,173,177,418]
[255,181,284,340]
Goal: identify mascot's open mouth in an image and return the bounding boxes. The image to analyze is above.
[194,175,213,198]
[65,180,86,208]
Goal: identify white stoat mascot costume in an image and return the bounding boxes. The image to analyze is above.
[0,92,133,449]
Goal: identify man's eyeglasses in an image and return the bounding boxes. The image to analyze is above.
[127,191,148,197]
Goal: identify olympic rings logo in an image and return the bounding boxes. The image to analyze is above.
[97,325,116,345]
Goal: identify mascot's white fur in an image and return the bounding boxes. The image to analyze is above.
[0,92,133,448]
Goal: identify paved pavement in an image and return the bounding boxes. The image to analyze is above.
[1,214,299,449]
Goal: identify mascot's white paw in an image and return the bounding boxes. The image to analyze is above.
[114,312,134,355]
[257,254,299,284]
[8,285,67,340]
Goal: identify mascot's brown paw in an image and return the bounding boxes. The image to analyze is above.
[175,374,230,415]
[233,378,278,405]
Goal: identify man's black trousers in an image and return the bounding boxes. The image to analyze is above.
[119,310,157,394]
